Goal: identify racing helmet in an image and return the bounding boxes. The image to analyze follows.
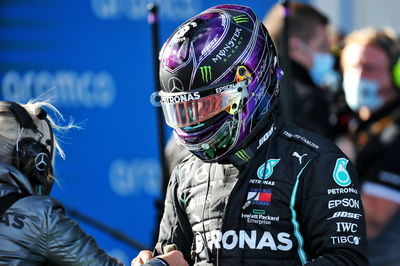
[152,4,282,162]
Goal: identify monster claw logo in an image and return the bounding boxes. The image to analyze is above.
[235,149,250,162]
[200,65,212,83]
[233,14,249,24]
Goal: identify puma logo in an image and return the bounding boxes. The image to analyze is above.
[292,152,307,164]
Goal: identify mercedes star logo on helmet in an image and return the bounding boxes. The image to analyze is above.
[35,152,49,171]
[168,77,184,92]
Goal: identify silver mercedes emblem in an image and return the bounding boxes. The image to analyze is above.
[168,77,184,92]
[35,153,49,171]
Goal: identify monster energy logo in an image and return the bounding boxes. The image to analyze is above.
[200,66,212,83]
[235,149,250,161]
[233,14,249,24]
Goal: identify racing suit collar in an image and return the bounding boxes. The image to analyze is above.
[227,115,283,168]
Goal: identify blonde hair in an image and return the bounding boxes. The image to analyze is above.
[341,27,400,68]
[0,99,76,173]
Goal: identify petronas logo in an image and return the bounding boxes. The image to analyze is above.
[333,158,351,187]
[200,66,212,83]
[233,14,249,24]
[257,159,280,179]
[235,150,250,162]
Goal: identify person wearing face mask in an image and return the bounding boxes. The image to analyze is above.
[340,28,400,266]
[264,2,339,139]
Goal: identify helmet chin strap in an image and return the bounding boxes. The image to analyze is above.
[35,185,43,195]
[182,112,242,162]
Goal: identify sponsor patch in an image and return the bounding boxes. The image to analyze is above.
[283,130,319,149]
[336,222,358,233]
[257,159,280,179]
[328,198,360,209]
[0,214,25,229]
[194,229,293,252]
[292,152,307,164]
[241,210,280,225]
[333,158,351,187]
[249,179,275,186]
[331,235,360,245]
[257,125,274,149]
[199,65,212,83]
[235,149,250,162]
[327,211,362,220]
[327,187,358,195]
[233,14,249,24]
[247,188,272,206]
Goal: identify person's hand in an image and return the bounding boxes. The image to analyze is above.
[131,250,187,266]
[131,250,153,265]
[157,250,187,266]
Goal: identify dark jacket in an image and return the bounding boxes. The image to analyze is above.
[353,97,400,266]
[0,163,166,266]
[289,60,334,139]
[156,116,368,265]
[0,163,123,265]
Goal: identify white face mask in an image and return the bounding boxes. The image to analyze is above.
[342,74,384,111]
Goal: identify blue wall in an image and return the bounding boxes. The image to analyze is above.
[0,0,288,264]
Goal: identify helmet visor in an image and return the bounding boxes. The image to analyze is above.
[151,81,248,128]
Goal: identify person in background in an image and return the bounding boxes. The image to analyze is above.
[264,2,339,139]
[133,4,368,265]
[340,27,400,265]
[0,100,186,266]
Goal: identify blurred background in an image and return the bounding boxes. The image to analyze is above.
[0,0,399,264]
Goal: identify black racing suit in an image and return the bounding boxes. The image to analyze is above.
[156,116,368,265]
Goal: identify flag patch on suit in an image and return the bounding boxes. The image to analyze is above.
[247,188,272,206]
